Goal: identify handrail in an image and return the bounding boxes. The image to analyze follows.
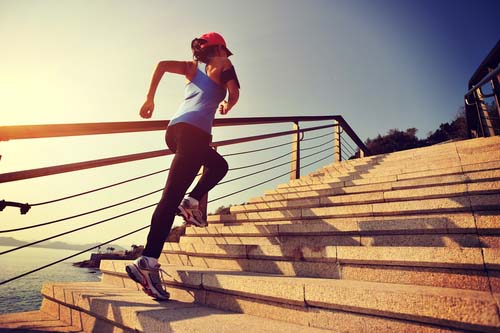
[0,114,367,286]
[0,116,368,152]
[0,123,337,183]
[464,65,500,99]
[464,40,500,138]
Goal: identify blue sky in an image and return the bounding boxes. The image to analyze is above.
[1,0,499,247]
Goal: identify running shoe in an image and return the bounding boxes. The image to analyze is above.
[177,198,208,227]
[125,256,170,301]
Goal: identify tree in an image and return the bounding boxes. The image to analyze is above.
[364,128,424,155]
[425,108,468,145]
[357,108,468,157]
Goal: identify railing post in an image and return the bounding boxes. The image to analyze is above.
[333,121,341,162]
[290,122,300,180]
[476,88,495,137]
[491,70,500,134]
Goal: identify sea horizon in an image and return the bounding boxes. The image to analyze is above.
[0,245,102,314]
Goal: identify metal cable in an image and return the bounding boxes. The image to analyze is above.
[24,128,333,207]
[0,143,336,283]
[31,168,169,207]
[228,137,332,171]
[2,139,333,232]
[222,125,333,157]
[222,139,294,157]
[0,189,163,233]
[340,140,356,156]
[1,144,333,254]
[301,138,333,152]
[228,150,292,171]
[209,150,335,203]
[0,224,150,286]
[218,139,334,186]
[0,203,157,256]
[341,133,358,154]
[301,130,332,142]
[338,142,355,160]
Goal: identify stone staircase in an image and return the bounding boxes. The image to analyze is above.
[4,136,500,332]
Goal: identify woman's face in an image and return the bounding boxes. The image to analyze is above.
[217,45,229,58]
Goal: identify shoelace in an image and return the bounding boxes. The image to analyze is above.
[147,264,171,296]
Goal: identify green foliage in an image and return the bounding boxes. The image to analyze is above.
[362,109,468,156]
[365,128,425,155]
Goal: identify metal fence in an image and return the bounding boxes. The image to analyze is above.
[0,115,368,285]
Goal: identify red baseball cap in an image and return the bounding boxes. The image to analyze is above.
[199,32,233,56]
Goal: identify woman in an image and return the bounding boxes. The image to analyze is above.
[126,32,240,300]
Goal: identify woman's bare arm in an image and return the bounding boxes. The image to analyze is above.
[140,61,194,119]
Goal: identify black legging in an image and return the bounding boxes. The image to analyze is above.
[142,122,228,258]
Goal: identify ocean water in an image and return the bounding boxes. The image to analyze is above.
[0,245,102,314]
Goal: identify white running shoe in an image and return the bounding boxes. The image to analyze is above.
[125,256,170,301]
[177,198,208,227]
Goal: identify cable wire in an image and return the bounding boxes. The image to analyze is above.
[0,224,150,286]
[340,140,356,157]
[341,133,358,154]
[228,150,291,171]
[222,139,294,157]
[0,189,163,233]
[219,140,334,186]
[301,130,332,142]
[0,203,157,256]
[209,150,334,203]
[0,144,336,284]
[228,137,332,171]
[31,168,169,207]
[24,128,334,207]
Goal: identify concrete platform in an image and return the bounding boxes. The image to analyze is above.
[0,310,83,332]
[40,282,331,333]
[97,262,500,332]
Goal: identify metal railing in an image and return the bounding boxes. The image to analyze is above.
[464,40,500,138]
[0,115,368,285]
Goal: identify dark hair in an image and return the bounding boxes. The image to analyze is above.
[191,38,219,63]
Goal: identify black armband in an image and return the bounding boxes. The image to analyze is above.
[221,66,240,89]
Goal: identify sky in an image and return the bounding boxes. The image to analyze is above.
[1,0,499,250]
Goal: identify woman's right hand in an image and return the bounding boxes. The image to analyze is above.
[140,99,155,119]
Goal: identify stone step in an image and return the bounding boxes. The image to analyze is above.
[260,168,500,203]
[235,180,500,214]
[315,155,463,178]
[163,243,486,269]
[40,282,330,333]
[338,137,500,165]
[0,310,84,332]
[98,262,500,333]
[209,195,500,225]
[200,211,500,248]
[319,141,500,176]
[154,243,496,290]
[181,231,487,249]
[156,244,500,291]
[197,211,499,239]
[282,158,500,192]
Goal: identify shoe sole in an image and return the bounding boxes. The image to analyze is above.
[126,264,145,284]
[177,206,207,227]
[126,264,169,301]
